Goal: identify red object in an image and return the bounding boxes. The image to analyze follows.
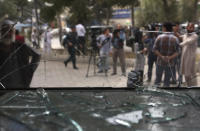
[15,35,25,43]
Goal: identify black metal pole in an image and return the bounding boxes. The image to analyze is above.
[34,0,40,48]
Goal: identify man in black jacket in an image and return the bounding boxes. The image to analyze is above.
[0,20,41,89]
[63,26,79,70]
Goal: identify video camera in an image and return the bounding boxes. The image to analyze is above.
[87,26,113,50]
[127,27,143,48]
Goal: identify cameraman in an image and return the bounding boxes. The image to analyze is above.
[96,28,112,73]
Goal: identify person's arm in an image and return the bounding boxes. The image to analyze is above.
[153,37,166,60]
[167,52,178,60]
[167,37,179,60]
[23,44,41,72]
[82,26,86,35]
[174,32,183,42]
[96,36,102,48]
[180,34,198,47]
[120,31,126,41]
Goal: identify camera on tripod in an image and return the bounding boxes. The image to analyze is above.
[88,26,103,51]
[86,26,113,77]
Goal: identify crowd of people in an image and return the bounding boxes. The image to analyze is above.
[0,18,199,88]
[134,22,198,87]
[36,21,199,87]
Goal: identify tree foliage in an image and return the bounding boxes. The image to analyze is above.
[1,0,200,26]
[135,0,199,27]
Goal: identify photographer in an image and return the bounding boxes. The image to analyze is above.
[111,29,126,76]
[96,28,112,73]
[134,28,147,85]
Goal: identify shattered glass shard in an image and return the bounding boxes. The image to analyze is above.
[106,110,143,126]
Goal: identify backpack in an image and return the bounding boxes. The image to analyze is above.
[127,70,143,88]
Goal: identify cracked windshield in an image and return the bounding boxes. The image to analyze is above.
[1,0,200,131]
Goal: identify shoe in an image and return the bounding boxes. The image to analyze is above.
[98,70,103,73]
[74,67,79,70]
[147,79,151,82]
[171,81,177,84]
[111,73,117,76]
[122,73,126,77]
[64,62,67,67]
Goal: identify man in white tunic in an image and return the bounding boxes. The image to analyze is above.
[44,27,52,55]
[180,23,198,87]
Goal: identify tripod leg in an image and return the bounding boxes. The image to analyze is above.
[103,56,107,77]
[86,51,93,77]
[93,51,96,75]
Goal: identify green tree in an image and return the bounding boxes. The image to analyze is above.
[135,0,179,26]
[180,0,199,22]
[0,0,18,20]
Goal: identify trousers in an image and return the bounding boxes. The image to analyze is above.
[65,47,76,68]
[155,65,173,87]
[112,48,126,74]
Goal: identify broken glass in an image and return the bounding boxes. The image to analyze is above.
[0,88,199,130]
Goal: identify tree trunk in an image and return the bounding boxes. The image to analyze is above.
[57,14,62,43]
[162,0,169,21]
[21,6,24,20]
[106,8,110,25]
[131,4,135,27]
[193,0,199,22]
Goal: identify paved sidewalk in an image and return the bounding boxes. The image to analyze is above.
[31,61,132,87]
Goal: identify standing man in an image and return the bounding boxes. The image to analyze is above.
[111,29,126,76]
[180,23,198,87]
[76,21,86,55]
[97,28,112,74]
[134,28,147,85]
[153,22,179,87]
[31,29,39,49]
[0,20,40,88]
[63,26,79,70]
[143,27,158,82]
[44,27,52,55]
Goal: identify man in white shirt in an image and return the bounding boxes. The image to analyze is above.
[76,23,86,55]
[96,28,112,74]
[31,29,39,49]
[44,27,52,55]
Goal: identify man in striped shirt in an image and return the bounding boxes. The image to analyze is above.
[153,22,179,87]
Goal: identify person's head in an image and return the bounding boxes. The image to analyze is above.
[155,25,160,31]
[15,29,20,36]
[113,29,120,38]
[33,29,36,33]
[162,22,173,32]
[173,22,180,32]
[103,28,110,36]
[0,20,15,44]
[187,22,195,33]
[117,24,121,30]
[71,26,76,32]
